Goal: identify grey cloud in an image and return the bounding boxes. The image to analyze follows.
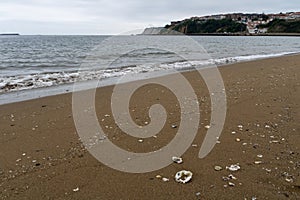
[0,0,299,34]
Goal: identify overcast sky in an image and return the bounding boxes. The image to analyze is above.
[0,0,299,35]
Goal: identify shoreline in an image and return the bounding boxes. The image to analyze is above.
[1,52,299,106]
[0,54,299,199]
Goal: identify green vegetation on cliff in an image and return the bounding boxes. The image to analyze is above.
[258,19,300,33]
[165,19,246,34]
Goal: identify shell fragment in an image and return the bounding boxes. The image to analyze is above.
[172,156,183,164]
[226,164,241,172]
[175,170,193,184]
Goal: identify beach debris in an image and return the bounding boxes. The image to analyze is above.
[171,124,177,129]
[73,187,79,192]
[172,156,183,164]
[204,125,211,129]
[162,177,169,182]
[226,164,241,172]
[175,170,193,184]
[214,165,223,171]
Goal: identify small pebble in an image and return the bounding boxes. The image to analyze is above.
[171,124,177,128]
[214,166,223,171]
[156,175,162,179]
[73,187,79,192]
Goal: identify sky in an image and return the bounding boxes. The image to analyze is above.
[0,0,299,35]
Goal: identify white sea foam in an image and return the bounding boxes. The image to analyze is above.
[0,51,297,94]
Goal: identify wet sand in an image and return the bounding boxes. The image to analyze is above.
[0,55,299,199]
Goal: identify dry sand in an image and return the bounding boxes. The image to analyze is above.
[0,55,299,199]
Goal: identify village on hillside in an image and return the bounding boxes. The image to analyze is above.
[170,12,300,34]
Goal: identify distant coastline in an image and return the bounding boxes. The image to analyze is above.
[142,11,300,36]
[141,28,300,36]
[0,33,20,36]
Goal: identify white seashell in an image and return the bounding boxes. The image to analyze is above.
[162,177,169,182]
[228,182,235,187]
[285,177,293,183]
[175,170,193,184]
[254,161,263,164]
[171,124,177,128]
[257,154,263,158]
[73,187,79,192]
[138,139,143,143]
[204,125,211,129]
[172,156,183,164]
[226,164,241,172]
[228,174,237,180]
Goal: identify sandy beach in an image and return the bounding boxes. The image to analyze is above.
[0,54,299,199]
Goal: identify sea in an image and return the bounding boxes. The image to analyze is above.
[0,35,299,104]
